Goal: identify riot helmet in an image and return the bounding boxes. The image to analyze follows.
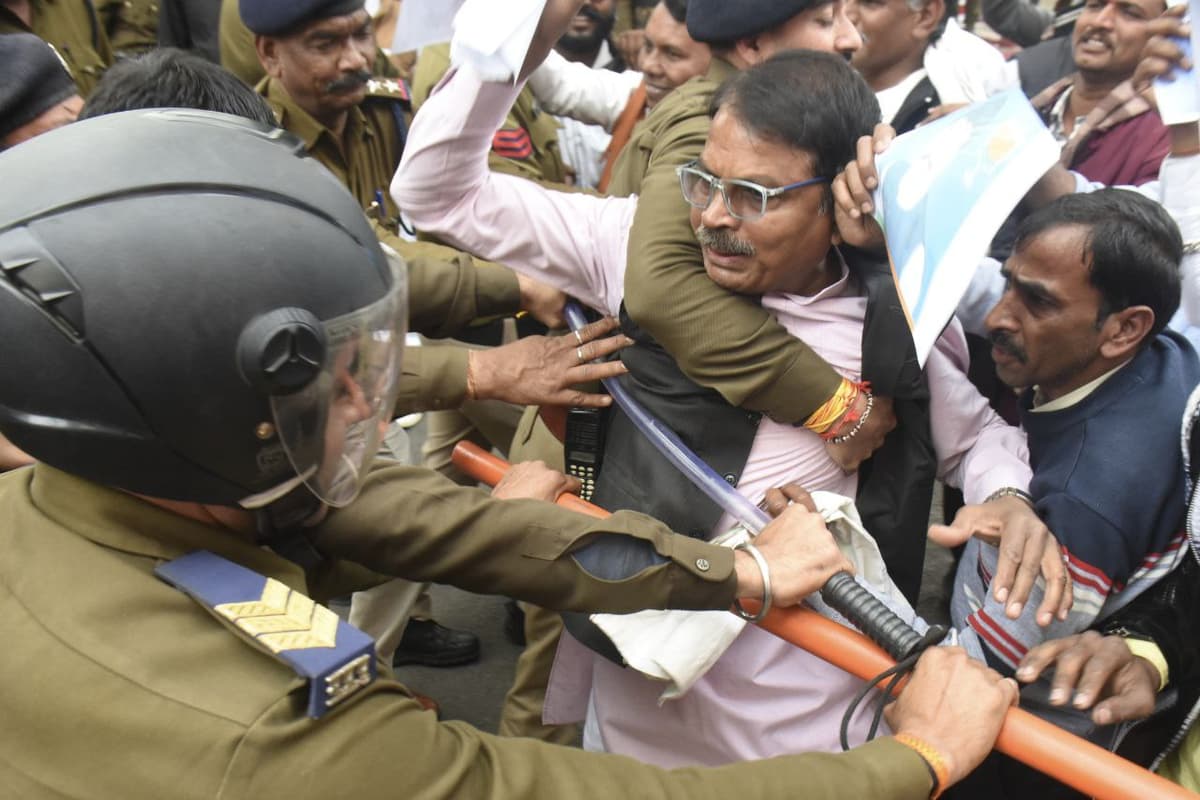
[0,109,406,509]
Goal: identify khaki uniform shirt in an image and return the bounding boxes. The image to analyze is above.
[412,43,569,185]
[94,0,158,56]
[0,0,113,96]
[0,462,933,799]
[609,59,843,424]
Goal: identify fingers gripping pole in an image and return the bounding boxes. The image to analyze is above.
[452,441,1200,800]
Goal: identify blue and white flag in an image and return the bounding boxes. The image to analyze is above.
[873,88,1059,364]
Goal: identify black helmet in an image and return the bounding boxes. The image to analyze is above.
[0,109,406,508]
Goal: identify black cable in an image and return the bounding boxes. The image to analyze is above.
[839,625,950,751]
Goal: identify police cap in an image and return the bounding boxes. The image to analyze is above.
[239,0,367,36]
[687,0,828,44]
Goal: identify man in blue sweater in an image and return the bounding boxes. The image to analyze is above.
[950,188,1200,676]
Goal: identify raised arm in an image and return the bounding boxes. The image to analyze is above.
[392,62,634,316]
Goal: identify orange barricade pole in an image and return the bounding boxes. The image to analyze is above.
[453,441,1200,800]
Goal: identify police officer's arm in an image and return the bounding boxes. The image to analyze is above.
[222,644,1014,800]
[226,693,932,799]
[312,460,854,612]
[622,125,843,423]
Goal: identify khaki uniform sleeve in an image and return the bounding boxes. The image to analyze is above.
[393,346,471,414]
[225,690,936,800]
[311,462,738,613]
[618,82,843,424]
[375,226,522,337]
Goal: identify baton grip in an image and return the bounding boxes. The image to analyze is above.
[819,571,926,661]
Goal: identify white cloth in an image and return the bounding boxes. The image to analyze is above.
[528,49,643,131]
[923,18,1015,106]
[590,491,916,700]
[450,0,544,82]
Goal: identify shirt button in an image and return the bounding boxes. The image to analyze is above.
[695,558,711,572]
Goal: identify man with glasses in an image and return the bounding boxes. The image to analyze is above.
[394,33,1042,765]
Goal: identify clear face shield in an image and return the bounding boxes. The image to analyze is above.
[268,256,407,508]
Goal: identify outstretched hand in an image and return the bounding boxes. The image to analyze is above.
[466,316,632,408]
[929,495,1072,626]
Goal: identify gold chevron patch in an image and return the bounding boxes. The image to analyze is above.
[214,579,339,653]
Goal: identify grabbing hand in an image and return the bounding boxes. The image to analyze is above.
[1017,631,1160,726]
[466,317,632,407]
[831,123,895,251]
[1130,6,1192,94]
[929,495,1072,625]
[823,394,896,473]
[887,646,1020,788]
[736,504,853,608]
[492,459,582,502]
[516,272,568,329]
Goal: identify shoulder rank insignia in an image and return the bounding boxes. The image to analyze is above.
[492,126,534,160]
[366,77,412,105]
[156,551,377,719]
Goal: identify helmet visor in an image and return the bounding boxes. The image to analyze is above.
[269,258,406,507]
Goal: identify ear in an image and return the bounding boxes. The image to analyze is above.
[731,33,769,67]
[1098,305,1155,360]
[256,35,282,79]
[913,0,945,40]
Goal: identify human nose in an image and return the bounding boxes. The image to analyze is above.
[1090,1,1117,27]
[835,5,864,56]
[984,292,1016,334]
[699,181,738,228]
[641,47,663,79]
[338,39,369,72]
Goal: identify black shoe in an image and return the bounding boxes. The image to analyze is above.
[394,620,481,667]
[503,599,526,647]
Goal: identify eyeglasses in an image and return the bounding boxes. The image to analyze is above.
[675,160,829,222]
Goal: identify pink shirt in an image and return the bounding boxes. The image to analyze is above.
[394,66,1031,766]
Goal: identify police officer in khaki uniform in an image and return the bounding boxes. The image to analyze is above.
[0,0,113,96]
[0,106,1018,799]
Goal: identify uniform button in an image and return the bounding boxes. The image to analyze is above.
[695,558,711,572]
[723,473,737,485]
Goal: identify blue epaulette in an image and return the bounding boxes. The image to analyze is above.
[156,550,377,719]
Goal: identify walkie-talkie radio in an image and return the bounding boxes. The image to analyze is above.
[564,407,607,501]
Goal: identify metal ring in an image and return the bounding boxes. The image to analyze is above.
[573,329,584,346]
[576,346,586,364]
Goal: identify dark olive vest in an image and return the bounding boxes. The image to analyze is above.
[596,248,936,596]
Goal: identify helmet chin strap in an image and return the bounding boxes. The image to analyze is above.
[254,482,329,571]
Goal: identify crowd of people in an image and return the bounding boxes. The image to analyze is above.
[1,0,1199,797]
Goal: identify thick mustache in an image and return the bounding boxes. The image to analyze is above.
[326,70,371,94]
[695,225,756,257]
[988,330,1027,362]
